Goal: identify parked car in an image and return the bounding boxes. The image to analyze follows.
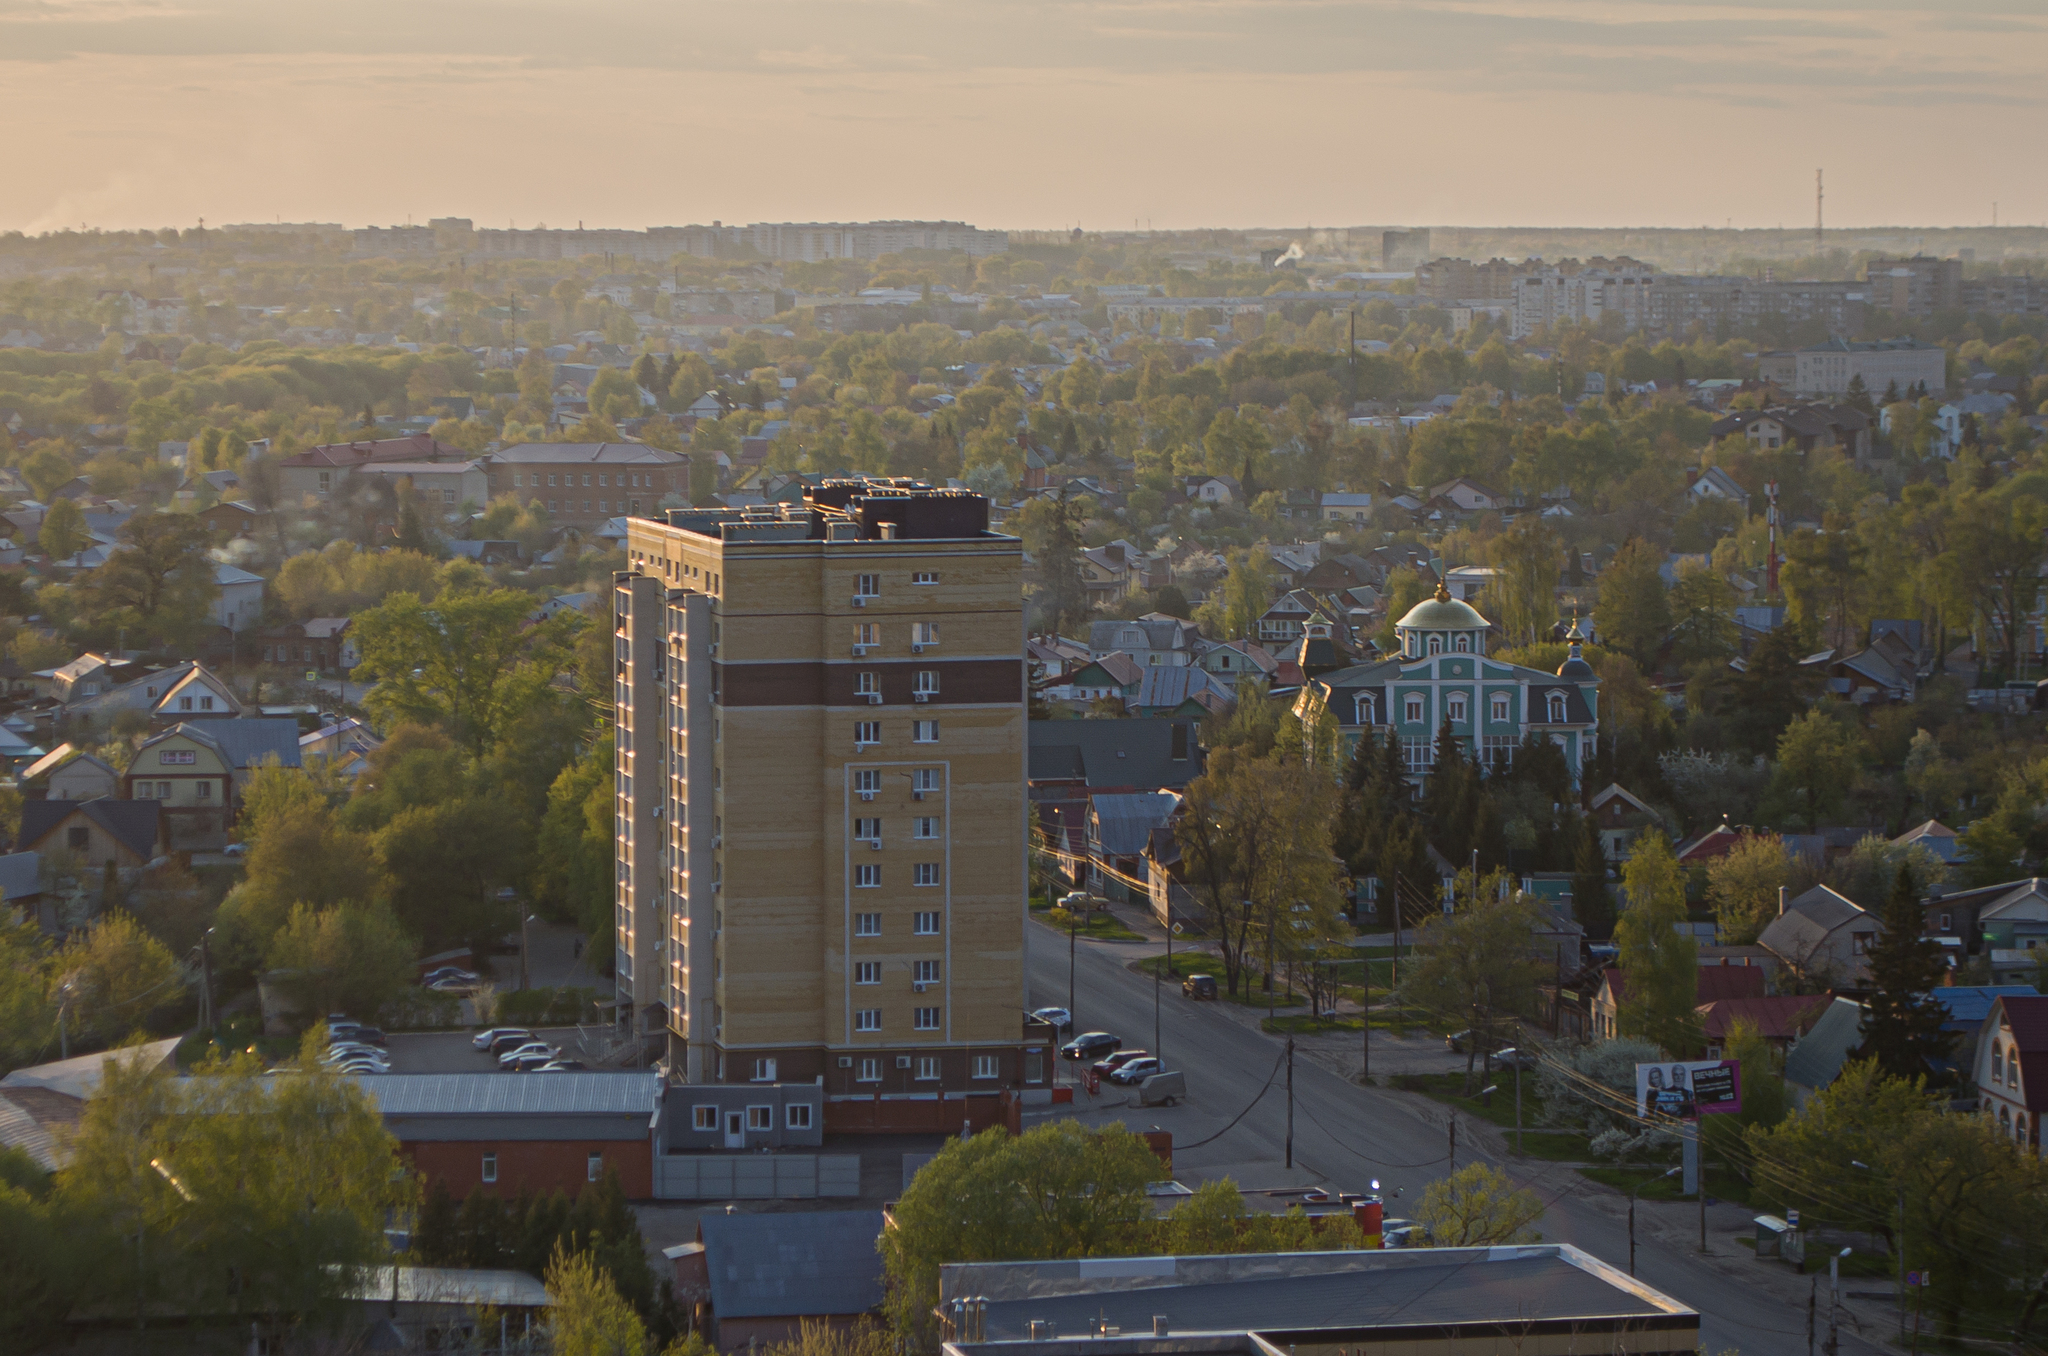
[430,977,478,995]
[489,1032,540,1056]
[423,966,479,985]
[1030,1007,1072,1033]
[1181,974,1218,1000]
[1061,1031,1120,1061]
[473,1027,532,1051]
[1108,1056,1162,1085]
[1092,1049,1149,1077]
[323,1052,390,1073]
[497,1042,557,1068]
[535,1060,587,1072]
[1382,1220,1428,1248]
[1446,1030,1495,1055]
[1058,891,1110,912]
[221,842,248,858]
[326,1026,385,1047]
[507,1052,558,1072]
[1490,1047,1540,1071]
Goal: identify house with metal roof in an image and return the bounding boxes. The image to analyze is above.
[687,1209,887,1350]
[1291,586,1600,790]
[1758,884,1877,986]
[17,797,165,868]
[935,1244,1696,1356]
[353,1071,664,1201]
[1087,792,1180,902]
[1783,996,1868,1109]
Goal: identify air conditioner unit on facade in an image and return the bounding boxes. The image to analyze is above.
[839,1056,852,1068]
[865,693,883,705]
[859,791,877,802]
[852,644,871,657]
[912,790,925,801]
[913,981,928,993]
[870,840,883,851]
[852,597,866,607]
[911,644,923,654]
[896,1056,912,1069]
[913,692,931,703]
[707,643,718,657]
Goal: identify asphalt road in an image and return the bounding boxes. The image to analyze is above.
[1026,922,1892,1356]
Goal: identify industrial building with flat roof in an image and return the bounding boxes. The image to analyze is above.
[937,1245,1698,1356]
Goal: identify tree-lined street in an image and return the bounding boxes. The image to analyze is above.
[1027,920,1889,1356]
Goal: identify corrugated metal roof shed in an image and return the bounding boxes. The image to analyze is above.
[355,1072,661,1117]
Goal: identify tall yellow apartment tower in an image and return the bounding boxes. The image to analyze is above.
[614,480,1042,1098]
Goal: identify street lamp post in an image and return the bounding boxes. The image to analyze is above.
[1628,1166,1682,1277]
[520,912,537,991]
[1852,1160,1907,1340]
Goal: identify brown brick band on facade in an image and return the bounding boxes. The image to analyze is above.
[714,658,1022,707]
[401,1138,653,1201]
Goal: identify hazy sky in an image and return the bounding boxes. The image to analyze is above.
[2,0,2043,236]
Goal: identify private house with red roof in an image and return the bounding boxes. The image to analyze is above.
[1698,994,1832,1058]
[1976,993,2048,1156]
[1590,963,1767,1043]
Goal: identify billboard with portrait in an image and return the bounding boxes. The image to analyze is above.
[1634,1059,1741,1119]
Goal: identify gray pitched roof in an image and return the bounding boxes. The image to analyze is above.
[0,852,39,901]
[1028,719,1203,789]
[1784,996,1867,1092]
[159,717,303,770]
[1091,792,1181,856]
[699,1210,886,1319]
[18,798,162,861]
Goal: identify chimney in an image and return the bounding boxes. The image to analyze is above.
[1778,885,1788,917]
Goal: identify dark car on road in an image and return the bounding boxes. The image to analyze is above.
[1061,1031,1120,1061]
[1182,974,1217,1000]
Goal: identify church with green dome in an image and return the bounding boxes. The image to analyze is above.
[1294,580,1602,787]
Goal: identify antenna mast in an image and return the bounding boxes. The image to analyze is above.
[1814,169,1824,258]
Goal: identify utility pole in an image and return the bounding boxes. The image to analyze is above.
[1807,1277,1816,1356]
[1068,888,1078,1041]
[1284,1037,1295,1169]
[1514,1059,1523,1156]
[1153,914,1165,1068]
[1448,1117,1457,1174]
[1360,956,1370,1082]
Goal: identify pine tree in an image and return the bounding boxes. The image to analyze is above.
[1572,815,1616,941]
[412,1178,461,1265]
[1853,864,1953,1081]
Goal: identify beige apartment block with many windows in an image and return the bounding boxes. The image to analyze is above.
[614,480,1041,1098]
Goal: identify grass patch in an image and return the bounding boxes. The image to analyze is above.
[1578,1164,1755,1207]
[1382,1070,1588,1158]
[1040,907,1143,942]
[1261,1011,1431,1038]
[1136,949,1319,1009]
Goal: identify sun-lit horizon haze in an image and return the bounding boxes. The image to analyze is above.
[3,0,2044,236]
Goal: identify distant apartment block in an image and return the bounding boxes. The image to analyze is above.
[1864,256,1964,316]
[1414,257,1525,302]
[1755,337,1947,398]
[612,481,1034,1096]
[490,442,689,531]
[354,220,1008,263]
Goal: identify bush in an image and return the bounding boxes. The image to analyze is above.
[496,986,600,1027]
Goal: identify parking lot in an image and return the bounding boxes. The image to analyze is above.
[373,1027,595,1074]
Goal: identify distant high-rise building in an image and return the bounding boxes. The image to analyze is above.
[1863,256,1964,316]
[611,481,1043,1097]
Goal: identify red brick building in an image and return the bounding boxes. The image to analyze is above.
[487,442,689,532]
[357,1072,662,1200]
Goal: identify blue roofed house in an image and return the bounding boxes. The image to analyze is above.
[1087,791,1181,903]
[1130,665,1231,719]
[123,719,301,849]
[683,1209,886,1351]
[1291,584,1601,790]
